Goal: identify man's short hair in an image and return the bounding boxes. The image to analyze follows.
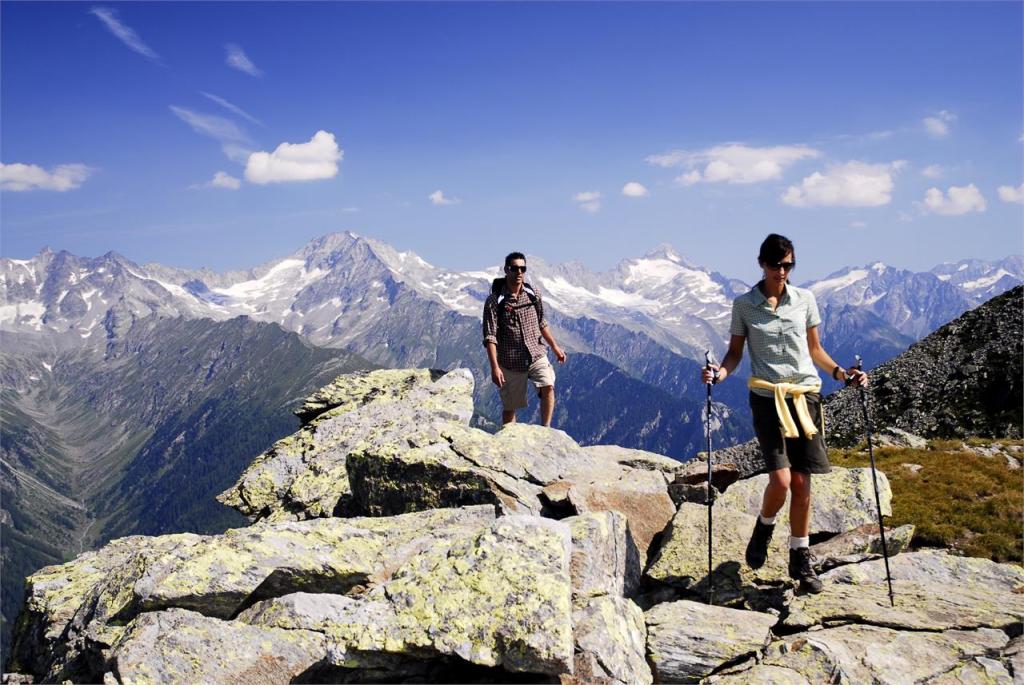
[504,251,526,268]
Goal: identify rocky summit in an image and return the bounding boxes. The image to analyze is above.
[7,368,1024,684]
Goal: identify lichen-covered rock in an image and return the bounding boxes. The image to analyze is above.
[809,523,915,571]
[782,580,1024,632]
[9,533,202,681]
[217,368,475,522]
[645,503,791,595]
[105,608,326,684]
[582,444,680,481]
[381,515,574,675]
[568,596,651,685]
[565,512,640,600]
[645,599,776,683]
[133,506,495,619]
[822,549,1024,593]
[714,466,892,535]
[927,656,1013,684]
[743,625,1010,684]
[349,421,676,562]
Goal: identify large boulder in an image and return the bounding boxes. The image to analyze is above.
[569,596,651,685]
[822,549,1024,592]
[716,625,1011,684]
[713,466,892,535]
[565,511,640,600]
[105,608,326,684]
[645,503,792,595]
[217,368,475,522]
[809,523,915,571]
[645,600,776,683]
[782,580,1024,633]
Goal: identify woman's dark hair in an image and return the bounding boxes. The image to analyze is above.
[758,234,794,264]
[504,251,526,268]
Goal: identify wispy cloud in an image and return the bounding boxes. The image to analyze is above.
[429,190,461,205]
[921,164,944,179]
[997,183,1023,204]
[245,130,342,184]
[90,7,162,64]
[923,110,956,139]
[169,106,253,162]
[622,181,649,197]
[199,92,262,126]
[574,191,601,213]
[647,144,819,185]
[921,183,986,215]
[781,160,905,208]
[225,43,262,77]
[208,171,242,190]
[1,162,94,192]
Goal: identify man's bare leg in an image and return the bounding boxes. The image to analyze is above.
[539,386,555,427]
[502,410,516,425]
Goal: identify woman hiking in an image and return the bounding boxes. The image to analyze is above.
[701,233,867,594]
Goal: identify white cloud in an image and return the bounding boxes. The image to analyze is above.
[200,92,262,125]
[90,7,161,63]
[622,181,649,197]
[170,105,252,161]
[923,110,956,138]
[997,183,1024,204]
[225,43,262,77]
[781,160,905,208]
[207,171,241,190]
[921,164,944,179]
[647,144,819,185]
[922,184,986,215]
[244,131,342,184]
[0,163,94,192]
[429,190,461,205]
[850,220,867,228]
[573,191,601,213]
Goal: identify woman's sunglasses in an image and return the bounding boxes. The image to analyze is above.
[766,261,796,272]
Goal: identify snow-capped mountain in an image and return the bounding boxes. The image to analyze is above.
[3,232,1020,365]
[930,256,1024,303]
[805,262,979,339]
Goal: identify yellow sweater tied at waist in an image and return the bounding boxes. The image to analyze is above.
[748,377,822,439]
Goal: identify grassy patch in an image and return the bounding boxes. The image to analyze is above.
[830,439,1023,563]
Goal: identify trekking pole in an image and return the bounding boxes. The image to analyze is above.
[851,354,895,607]
[704,350,716,605]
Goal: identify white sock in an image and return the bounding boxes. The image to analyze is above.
[758,514,777,525]
[790,536,810,550]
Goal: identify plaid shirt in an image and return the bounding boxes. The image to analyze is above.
[730,281,822,397]
[482,282,549,372]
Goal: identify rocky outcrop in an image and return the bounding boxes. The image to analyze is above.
[824,285,1023,445]
[9,366,1024,684]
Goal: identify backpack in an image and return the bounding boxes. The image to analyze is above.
[491,277,540,313]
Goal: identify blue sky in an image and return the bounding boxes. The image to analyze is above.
[2,2,1022,281]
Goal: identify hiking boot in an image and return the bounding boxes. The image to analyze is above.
[744,518,775,569]
[789,547,824,594]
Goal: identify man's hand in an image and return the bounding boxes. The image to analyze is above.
[553,346,567,364]
[491,366,505,388]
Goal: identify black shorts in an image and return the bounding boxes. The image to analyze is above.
[749,391,831,474]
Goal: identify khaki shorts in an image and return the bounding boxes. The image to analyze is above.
[500,357,556,410]
[750,391,831,474]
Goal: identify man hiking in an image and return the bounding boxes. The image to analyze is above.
[483,251,567,427]
[701,233,867,594]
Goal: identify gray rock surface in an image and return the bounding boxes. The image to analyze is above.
[105,608,326,684]
[570,596,651,685]
[714,466,892,535]
[565,511,640,600]
[822,549,1024,592]
[645,600,776,683]
[809,523,915,571]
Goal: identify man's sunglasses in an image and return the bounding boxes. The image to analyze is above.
[766,261,796,272]
[506,265,528,273]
